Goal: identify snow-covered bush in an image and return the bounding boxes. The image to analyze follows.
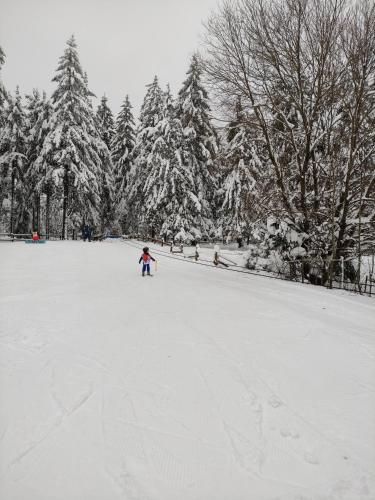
[243,217,310,276]
[264,217,308,256]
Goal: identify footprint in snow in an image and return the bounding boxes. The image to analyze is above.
[304,451,319,465]
[268,395,283,408]
[280,428,300,439]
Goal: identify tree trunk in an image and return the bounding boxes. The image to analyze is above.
[61,166,69,240]
[46,189,50,240]
[10,170,15,234]
[36,195,41,233]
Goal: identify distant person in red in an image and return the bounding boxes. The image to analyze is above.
[138,247,155,277]
[32,231,40,241]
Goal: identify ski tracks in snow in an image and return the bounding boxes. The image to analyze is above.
[180,315,371,497]
[1,241,374,499]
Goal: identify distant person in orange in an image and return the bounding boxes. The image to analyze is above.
[32,231,40,241]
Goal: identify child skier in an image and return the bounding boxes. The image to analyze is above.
[139,247,156,276]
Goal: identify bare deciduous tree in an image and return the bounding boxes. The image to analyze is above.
[204,0,375,261]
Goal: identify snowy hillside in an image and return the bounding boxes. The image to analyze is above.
[0,240,374,500]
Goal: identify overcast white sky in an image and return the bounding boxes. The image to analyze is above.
[0,0,220,117]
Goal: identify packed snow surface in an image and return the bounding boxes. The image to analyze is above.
[0,240,374,500]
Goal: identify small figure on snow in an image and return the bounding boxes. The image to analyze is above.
[82,224,92,242]
[139,247,156,276]
[32,231,40,241]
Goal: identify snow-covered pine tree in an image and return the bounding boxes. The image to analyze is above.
[128,76,164,235]
[39,35,108,238]
[24,89,43,231]
[96,96,116,234]
[156,86,203,241]
[0,47,8,230]
[176,54,219,238]
[96,95,115,151]
[139,76,164,129]
[136,82,217,242]
[0,45,8,127]
[219,100,263,244]
[0,87,27,233]
[111,95,135,232]
[141,85,175,235]
[97,153,115,234]
[26,91,54,235]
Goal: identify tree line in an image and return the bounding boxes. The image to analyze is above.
[0,0,374,264]
[0,37,220,243]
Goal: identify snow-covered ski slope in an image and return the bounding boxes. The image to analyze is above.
[0,240,374,500]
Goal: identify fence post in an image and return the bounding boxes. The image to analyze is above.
[341,256,344,289]
[213,244,220,266]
